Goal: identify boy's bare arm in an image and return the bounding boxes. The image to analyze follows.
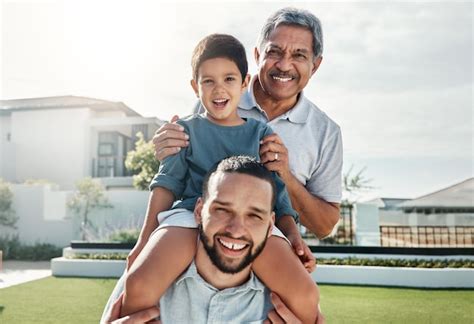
[127,187,175,268]
[276,215,316,272]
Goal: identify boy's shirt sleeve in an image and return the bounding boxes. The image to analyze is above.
[261,124,299,223]
[149,121,189,199]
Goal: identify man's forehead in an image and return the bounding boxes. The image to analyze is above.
[206,172,272,203]
[264,25,313,52]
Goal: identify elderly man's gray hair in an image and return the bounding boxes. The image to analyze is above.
[257,7,323,59]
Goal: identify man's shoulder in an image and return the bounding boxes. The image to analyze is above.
[301,96,341,135]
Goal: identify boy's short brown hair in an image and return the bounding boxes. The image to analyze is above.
[191,34,248,83]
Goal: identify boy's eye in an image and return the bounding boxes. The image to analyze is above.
[202,79,213,84]
[225,76,236,82]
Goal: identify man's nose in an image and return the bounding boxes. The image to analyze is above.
[275,55,292,71]
[225,216,246,237]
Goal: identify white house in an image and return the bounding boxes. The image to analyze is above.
[363,178,474,246]
[0,96,163,246]
[0,95,163,189]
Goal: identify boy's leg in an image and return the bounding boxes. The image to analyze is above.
[121,226,198,316]
[100,270,126,323]
[252,236,319,324]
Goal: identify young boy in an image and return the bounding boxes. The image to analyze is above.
[121,34,318,323]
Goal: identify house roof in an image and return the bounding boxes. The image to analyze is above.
[0,95,141,117]
[398,178,474,209]
[364,197,410,209]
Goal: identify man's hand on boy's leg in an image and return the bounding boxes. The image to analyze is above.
[285,233,316,273]
[152,115,189,161]
[265,293,325,324]
[103,292,160,324]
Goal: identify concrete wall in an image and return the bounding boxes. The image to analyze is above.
[4,184,74,246]
[354,203,381,246]
[10,108,91,189]
[0,114,16,182]
[0,184,149,247]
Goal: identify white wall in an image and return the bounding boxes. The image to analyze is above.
[0,114,16,182]
[5,184,74,246]
[11,108,91,189]
[0,184,149,247]
[354,203,381,246]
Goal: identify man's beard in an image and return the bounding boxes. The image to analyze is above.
[198,224,270,274]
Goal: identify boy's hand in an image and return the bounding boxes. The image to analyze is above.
[126,240,146,270]
[286,233,316,273]
[152,115,189,161]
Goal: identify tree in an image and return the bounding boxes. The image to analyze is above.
[125,132,160,190]
[342,165,374,206]
[338,165,374,244]
[0,179,17,228]
[68,177,112,241]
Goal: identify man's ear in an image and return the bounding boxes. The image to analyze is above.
[194,197,204,224]
[190,79,199,98]
[268,211,275,238]
[311,56,323,76]
[254,47,261,65]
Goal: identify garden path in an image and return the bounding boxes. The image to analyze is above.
[0,261,51,289]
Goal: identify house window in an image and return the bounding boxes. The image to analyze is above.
[98,143,114,155]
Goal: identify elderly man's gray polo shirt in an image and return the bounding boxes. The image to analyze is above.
[159,261,272,323]
[195,76,343,203]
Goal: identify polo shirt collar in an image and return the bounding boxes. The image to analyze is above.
[176,260,265,293]
[240,75,311,124]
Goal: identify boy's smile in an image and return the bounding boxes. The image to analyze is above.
[191,57,250,126]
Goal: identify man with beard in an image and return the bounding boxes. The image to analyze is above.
[102,156,320,323]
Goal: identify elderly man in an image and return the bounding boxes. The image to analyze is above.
[103,156,321,323]
[154,7,343,239]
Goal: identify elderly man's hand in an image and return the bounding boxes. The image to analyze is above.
[264,293,325,324]
[152,115,189,161]
[260,133,292,182]
[103,293,160,324]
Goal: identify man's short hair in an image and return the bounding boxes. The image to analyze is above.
[202,156,276,209]
[191,34,248,82]
[257,7,323,58]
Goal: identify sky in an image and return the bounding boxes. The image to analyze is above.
[1,0,473,200]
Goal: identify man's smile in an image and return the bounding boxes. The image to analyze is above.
[216,236,250,257]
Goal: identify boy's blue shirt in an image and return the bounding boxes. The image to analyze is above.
[149,113,298,222]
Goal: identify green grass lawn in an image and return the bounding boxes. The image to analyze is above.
[0,277,473,323]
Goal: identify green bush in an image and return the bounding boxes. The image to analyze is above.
[107,228,140,244]
[68,253,128,260]
[0,235,62,260]
[317,257,474,268]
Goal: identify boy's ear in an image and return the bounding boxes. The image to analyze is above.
[190,79,199,98]
[194,197,204,224]
[241,74,251,92]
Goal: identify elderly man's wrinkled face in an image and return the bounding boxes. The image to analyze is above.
[195,172,274,274]
[255,25,321,103]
